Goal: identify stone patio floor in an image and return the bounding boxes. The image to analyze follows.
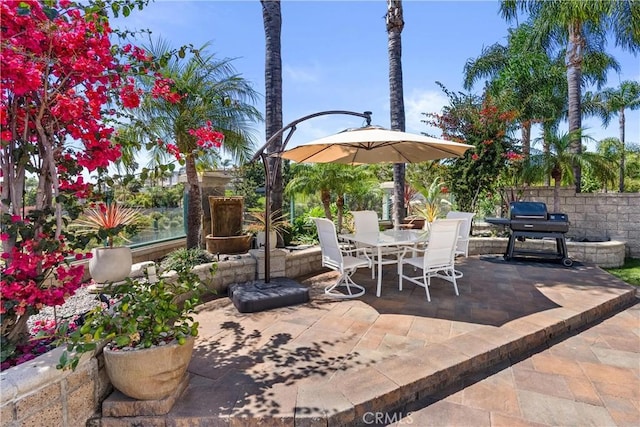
[101,255,639,426]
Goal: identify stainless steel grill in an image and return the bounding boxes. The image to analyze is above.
[486,201,573,267]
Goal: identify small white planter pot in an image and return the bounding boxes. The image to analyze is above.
[255,231,277,249]
[89,246,132,283]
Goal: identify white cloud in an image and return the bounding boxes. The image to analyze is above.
[404,89,448,136]
[283,64,320,84]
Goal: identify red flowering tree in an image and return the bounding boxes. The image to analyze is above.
[424,84,519,212]
[0,0,223,364]
[1,0,126,357]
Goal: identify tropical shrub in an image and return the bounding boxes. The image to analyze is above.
[424,84,518,213]
[410,177,451,223]
[1,0,133,361]
[160,247,215,273]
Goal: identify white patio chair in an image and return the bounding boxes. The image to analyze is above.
[446,211,475,278]
[351,210,403,278]
[397,218,462,302]
[314,217,371,298]
[446,211,475,257]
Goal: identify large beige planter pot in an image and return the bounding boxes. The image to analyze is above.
[89,246,132,283]
[103,336,195,400]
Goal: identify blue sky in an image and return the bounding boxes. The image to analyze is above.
[115,0,640,155]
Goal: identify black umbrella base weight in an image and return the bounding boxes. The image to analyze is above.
[228,277,310,313]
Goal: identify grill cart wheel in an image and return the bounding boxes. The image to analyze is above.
[562,257,573,267]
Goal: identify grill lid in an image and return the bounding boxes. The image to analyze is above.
[509,201,548,220]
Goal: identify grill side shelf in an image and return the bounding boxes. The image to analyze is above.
[485,217,511,226]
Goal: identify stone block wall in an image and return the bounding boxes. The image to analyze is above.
[468,237,626,268]
[192,253,256,295]
[0,348,110,427]
[250,249,288,280]
[285,246,323,278]
[506,187,639,258]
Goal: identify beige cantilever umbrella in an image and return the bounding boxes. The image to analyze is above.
[280,126,473,164]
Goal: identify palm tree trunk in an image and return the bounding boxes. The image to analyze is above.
[336,194,345,232]
[619,108,625,192]
[387,0,406,226]
[521,120,531,158]
[262,0,284,244]
[542,122,553,186]
[185,154,202,249]
[566,22,584,193]
[553,177,561,213]
[321,189,332,221]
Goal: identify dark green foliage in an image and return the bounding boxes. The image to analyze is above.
[289,215,318,245]
[160,248,214,273]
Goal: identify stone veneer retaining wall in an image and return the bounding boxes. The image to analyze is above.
[509,187,639,258]
[0,238,627,426]
[468,237,625,268]
[0,348,110,427]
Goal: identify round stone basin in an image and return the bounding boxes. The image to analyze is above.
[205,234,252,255]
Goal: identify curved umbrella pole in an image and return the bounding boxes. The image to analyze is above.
[251,110,373,283]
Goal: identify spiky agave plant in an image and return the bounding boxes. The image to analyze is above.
[73,202,141,248]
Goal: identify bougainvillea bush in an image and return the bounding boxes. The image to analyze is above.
[0,0,223,370]
[424,83,519,213]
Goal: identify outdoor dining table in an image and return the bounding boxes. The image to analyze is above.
[339,228,430,297]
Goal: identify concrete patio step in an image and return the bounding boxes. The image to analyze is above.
[97,256,637,426]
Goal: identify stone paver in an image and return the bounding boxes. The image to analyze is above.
[393,301,640,427]
[98,256,638,426]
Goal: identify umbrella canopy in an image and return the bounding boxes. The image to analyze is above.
[280,126,473,164]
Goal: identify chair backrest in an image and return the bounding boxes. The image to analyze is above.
[446,211,475,256]
[313,217,343,270]
[351,210,380,234]
[424,219,462,269]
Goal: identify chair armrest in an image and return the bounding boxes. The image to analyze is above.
[342,246,372,262]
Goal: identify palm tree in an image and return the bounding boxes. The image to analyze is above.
[525,130,616,212]
[261,0,284,239]
[500,0,640,192]
[595,137,623,192]
[386,0,407,227]
[126,40,262,248]
[285,163,377,232]
[584,80,640,192]
[464,24,567,157]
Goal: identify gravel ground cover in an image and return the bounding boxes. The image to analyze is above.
[27,285,104,331]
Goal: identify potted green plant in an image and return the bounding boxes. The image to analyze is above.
[245,210,289,249]
[57,258,212,401]
[73,202,141,283]
[411,177,451,229]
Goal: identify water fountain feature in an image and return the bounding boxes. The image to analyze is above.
[205,196,252,255]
